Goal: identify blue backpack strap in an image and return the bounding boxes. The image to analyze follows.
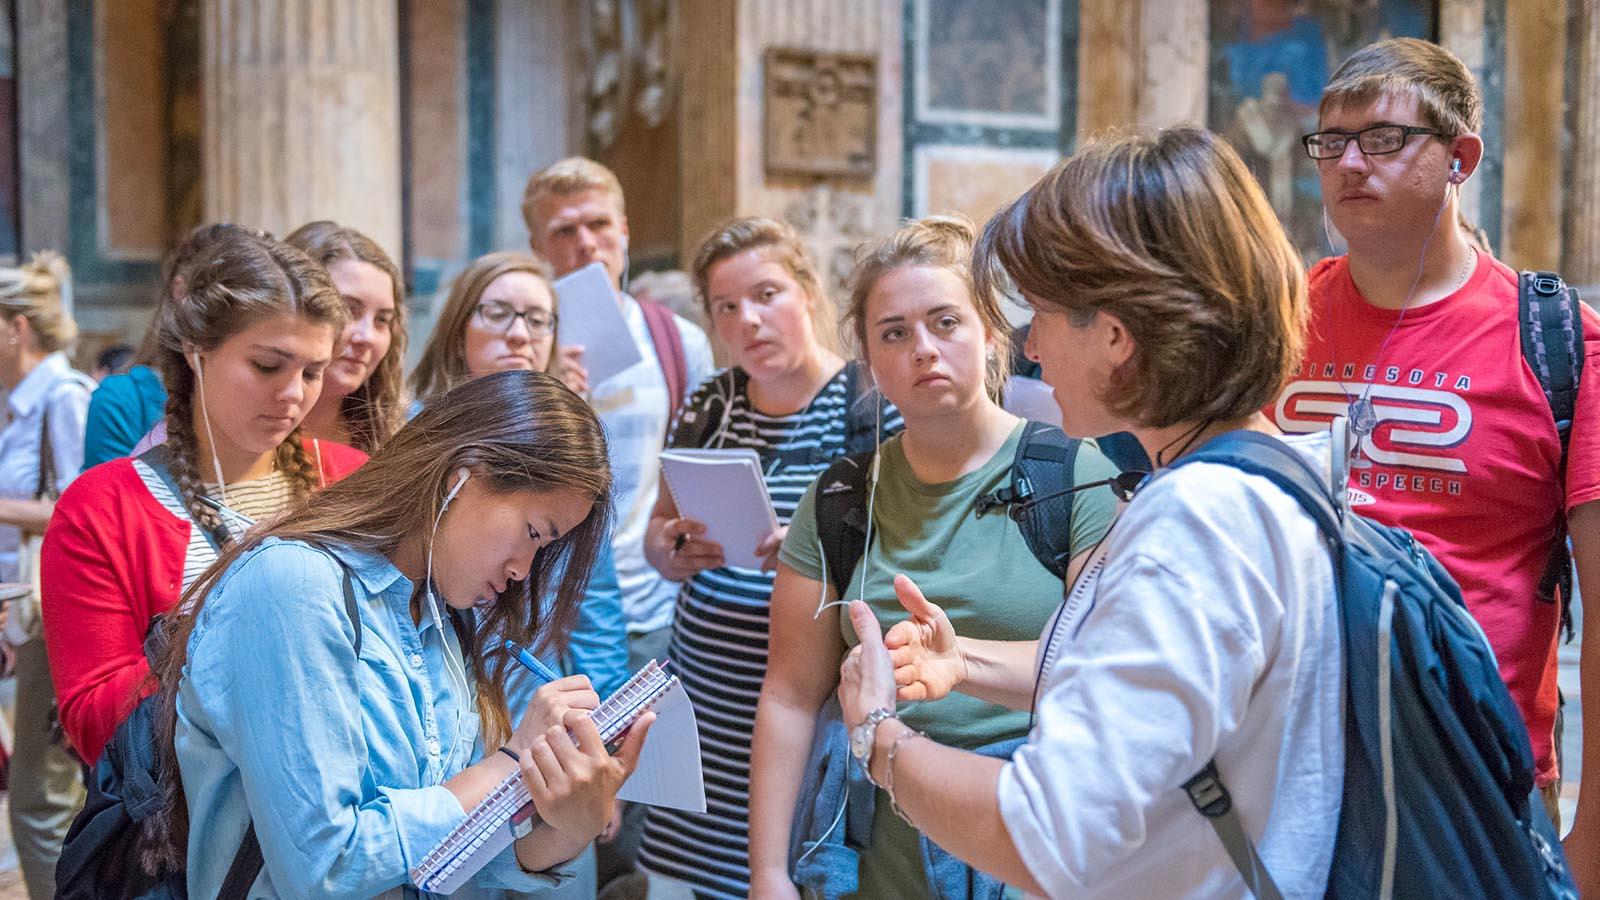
[1519,271,1585,638]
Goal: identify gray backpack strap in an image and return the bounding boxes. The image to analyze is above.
[1182,761,1285,900]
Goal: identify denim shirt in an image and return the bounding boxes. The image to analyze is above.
[175,538,576,899]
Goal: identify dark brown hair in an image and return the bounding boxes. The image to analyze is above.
[146,370,613,870]
[974,127,1307,428]
[285,220,410,452]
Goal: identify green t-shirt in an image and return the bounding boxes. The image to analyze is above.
[780,420,1120,898]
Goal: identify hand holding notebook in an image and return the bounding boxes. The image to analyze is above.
[659,448,780,569]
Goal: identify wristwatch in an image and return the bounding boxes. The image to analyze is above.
[849,707,898,773]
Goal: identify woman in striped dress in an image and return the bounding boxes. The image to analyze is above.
[638,218,899,898]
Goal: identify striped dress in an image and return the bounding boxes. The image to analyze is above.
[638,366,900,899]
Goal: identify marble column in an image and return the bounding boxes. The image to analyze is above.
[1438,0,1487,238]
[1075,0,1138,142]
[1500,0,1565,272]
[1136,0,1207,129]
[1564,0,1600,286]
[201,0,402,258]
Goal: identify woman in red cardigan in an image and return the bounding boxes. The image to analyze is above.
[41,229,363,764]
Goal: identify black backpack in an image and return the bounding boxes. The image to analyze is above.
[670,362,884,459]
[54,447,367,899]
[812,421,1088,593]
[1519,271,1587,641]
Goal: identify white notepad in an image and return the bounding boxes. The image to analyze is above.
[552,261,644,385]
[409,660,704,894]
[659,448,781,570]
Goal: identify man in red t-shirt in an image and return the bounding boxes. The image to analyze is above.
[1269,38,1600,890]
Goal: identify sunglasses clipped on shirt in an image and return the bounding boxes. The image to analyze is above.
[1300,124,1445,160]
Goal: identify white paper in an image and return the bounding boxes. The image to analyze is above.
[616,679,707,812]
[1003,375,1062,426]
[659,448,780,569]
[553,261,644,385]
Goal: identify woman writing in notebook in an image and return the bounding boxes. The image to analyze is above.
[43,229,366,768]
[747,217,1120,898]
[146,370,652,897]
[635,218,896,898]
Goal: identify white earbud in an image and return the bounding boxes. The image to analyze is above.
[1449,158,1463,184]
[443,468,469,507]
[189,349,230,508]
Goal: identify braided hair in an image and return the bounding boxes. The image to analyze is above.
[154,229,348,536]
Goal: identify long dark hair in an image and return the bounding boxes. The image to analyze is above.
[143,370,613,870]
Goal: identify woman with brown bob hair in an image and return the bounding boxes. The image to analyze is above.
[286,220,409,454]
[151,370,652,897]
[831,127,1344,897]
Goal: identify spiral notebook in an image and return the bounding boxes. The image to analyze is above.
[409,660,698,894]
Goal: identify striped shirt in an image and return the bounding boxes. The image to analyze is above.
[132,461,293,590]
[638,365,901,899]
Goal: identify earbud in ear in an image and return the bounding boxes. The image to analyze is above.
[443,468,469,507]
[1449,158,1463,183]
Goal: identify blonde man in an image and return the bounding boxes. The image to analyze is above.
[1269,38,1599,892]
[522,157,713,894]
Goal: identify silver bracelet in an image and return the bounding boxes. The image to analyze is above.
[884,727,928,824]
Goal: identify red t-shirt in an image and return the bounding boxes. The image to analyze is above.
[1271,251,1600,786]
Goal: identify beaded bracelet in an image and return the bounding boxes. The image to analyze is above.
[885,727,928,824]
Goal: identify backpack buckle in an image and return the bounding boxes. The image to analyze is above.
[1532,274,1563,297]
[1182,762,1233,818]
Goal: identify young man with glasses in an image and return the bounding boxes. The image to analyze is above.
[1270,38,1599,890]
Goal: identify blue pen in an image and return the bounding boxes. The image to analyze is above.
[504,639,563,684]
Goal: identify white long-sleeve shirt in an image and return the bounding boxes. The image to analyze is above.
[998,431,1343,899]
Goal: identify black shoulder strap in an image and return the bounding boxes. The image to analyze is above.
[1519,271,1587,638]
[841,362,884,457]
[669,368,747,449]
[979,422,1083,580]
[137,444,231,551]
[218,825,264,900]
[812,451,875,599]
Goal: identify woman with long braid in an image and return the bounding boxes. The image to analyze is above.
[41,228,362,765]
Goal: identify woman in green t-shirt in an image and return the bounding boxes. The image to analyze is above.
[748,216,1121,899]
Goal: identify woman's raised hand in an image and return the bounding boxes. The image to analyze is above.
[882,574,968,702]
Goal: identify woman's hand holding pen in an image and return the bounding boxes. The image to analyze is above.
[524,709,655,839]
[507,675,599,753]
[648,515,724,581]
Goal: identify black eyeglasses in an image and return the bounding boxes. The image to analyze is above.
[474,301,557,336]
[1301,124,1445,160]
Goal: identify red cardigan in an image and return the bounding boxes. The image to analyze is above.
[41,440,366,763]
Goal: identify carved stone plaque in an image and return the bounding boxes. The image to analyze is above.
[763,48,877,180]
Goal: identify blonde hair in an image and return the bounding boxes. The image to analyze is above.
[974,127,1307,428]
[843,215,1011,400]
[0,252,77,352]
[1320,38,1481,136]
[690,216,838,354]
[284,220,410,453]
[411,252,559,401]
[520,157,626,234]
